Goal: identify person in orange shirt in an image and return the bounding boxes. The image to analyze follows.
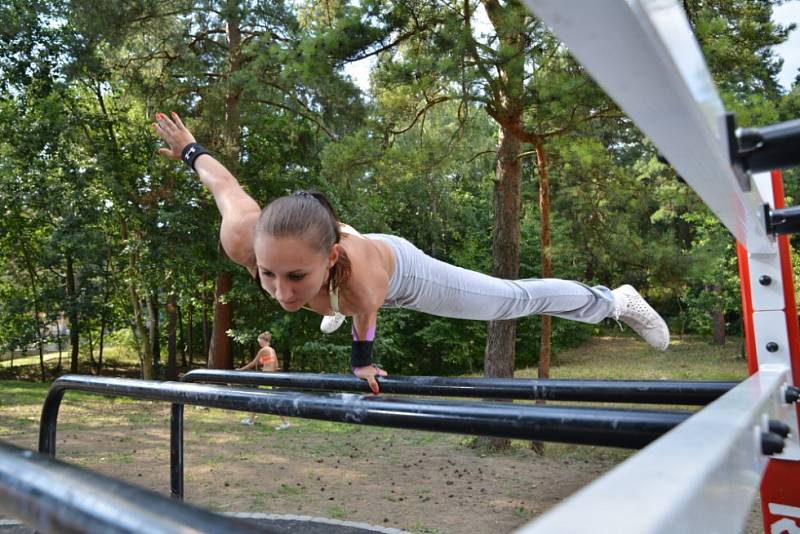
[238,331,290,429]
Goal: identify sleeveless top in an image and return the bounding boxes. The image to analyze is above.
[329,224,365,314]
[258,348,277,366]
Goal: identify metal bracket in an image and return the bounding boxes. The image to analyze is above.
[729,113,800,175]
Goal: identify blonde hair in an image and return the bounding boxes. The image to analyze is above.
[257,331,272,344]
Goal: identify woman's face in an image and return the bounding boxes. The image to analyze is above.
[254,234,338,312]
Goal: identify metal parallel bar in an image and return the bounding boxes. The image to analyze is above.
[515,367,793,534]
[41,375,692,500]
[0,440,271,534]
[181,370,737,405]
[40,375,689,456]
[167,371,726,499]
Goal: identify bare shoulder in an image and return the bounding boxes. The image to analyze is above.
[221,211,259,274]
[340,235,391,313]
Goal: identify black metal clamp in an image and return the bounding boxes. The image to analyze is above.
[730,114,800,176]
[724,113,800,235]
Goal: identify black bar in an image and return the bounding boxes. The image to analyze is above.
[767,205,800,236]
[181,369,736,405]
[40,376,691,501]
[41,375,688,452]
[0,440,270,534]
[170,403,183,499]
[738,118,800,173]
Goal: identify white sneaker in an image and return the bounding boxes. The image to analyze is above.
[611,285,670,351]
[320,313,346,334]
[241,418,254,426]
[275,422,290,430]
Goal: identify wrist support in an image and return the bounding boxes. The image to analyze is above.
[180,142,210,172]
[350,323,376,368]
[350,341,374,368]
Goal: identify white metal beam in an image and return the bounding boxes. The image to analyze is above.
[515,367,792,534]
[519,0,774,253]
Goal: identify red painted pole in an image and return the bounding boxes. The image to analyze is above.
[738,170,800,533]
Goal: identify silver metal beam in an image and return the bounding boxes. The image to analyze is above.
[514,367,792,534]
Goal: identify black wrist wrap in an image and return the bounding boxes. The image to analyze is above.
[180,142,210,172]
[350,340,374,368]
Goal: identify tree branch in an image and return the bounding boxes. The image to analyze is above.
[390,96,450,135]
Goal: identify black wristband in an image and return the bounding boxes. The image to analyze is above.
[350,340,374,368]
[180,142,210,172]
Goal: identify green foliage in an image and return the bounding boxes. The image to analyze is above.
[0,0,796,378]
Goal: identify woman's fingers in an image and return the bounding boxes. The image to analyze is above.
[366,374,380,394]
[353,366,382,394]
[171,111,186,129]
[156,113,177,133]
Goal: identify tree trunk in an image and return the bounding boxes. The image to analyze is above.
[535,140,552,379]
[56,317,63,373]
[282,347,292,372]
[202,274,210,360]
[121,221,153,379]
[187,300,194,367]
[19,242,46,381]
[178,303,186,368]
[87,329,96,372]
[166,292,178,380]
[708,283,725,345]
[97,316,105,376]
[65,255,80,374]
[529,140,553,455]
[208,270,234,369]
[205,0,242,371]
[481,123,523,451]
[148,291,161,376]
[477,0,527,450]
[97,251,110,376]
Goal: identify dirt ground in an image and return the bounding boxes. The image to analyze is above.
[1,395,767,534]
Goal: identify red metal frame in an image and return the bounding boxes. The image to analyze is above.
[737,170,800,533]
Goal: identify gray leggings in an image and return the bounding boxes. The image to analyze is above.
[367,234,614,323]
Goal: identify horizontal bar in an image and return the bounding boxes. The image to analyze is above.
[181,370,736,405]
[515,366,793,534]
[40,376,691,453]
[0,440,269,534]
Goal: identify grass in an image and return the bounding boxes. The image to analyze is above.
[518,332,747,381]
[0,345,139,369]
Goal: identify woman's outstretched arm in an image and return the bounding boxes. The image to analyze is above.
[238,354,259,371]
[153,112,260,272]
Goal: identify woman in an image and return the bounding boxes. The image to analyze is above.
[238,331,289,429]
[153,112,669,394]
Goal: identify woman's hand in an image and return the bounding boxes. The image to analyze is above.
[352,364,388,394]
[152,112,196,161]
